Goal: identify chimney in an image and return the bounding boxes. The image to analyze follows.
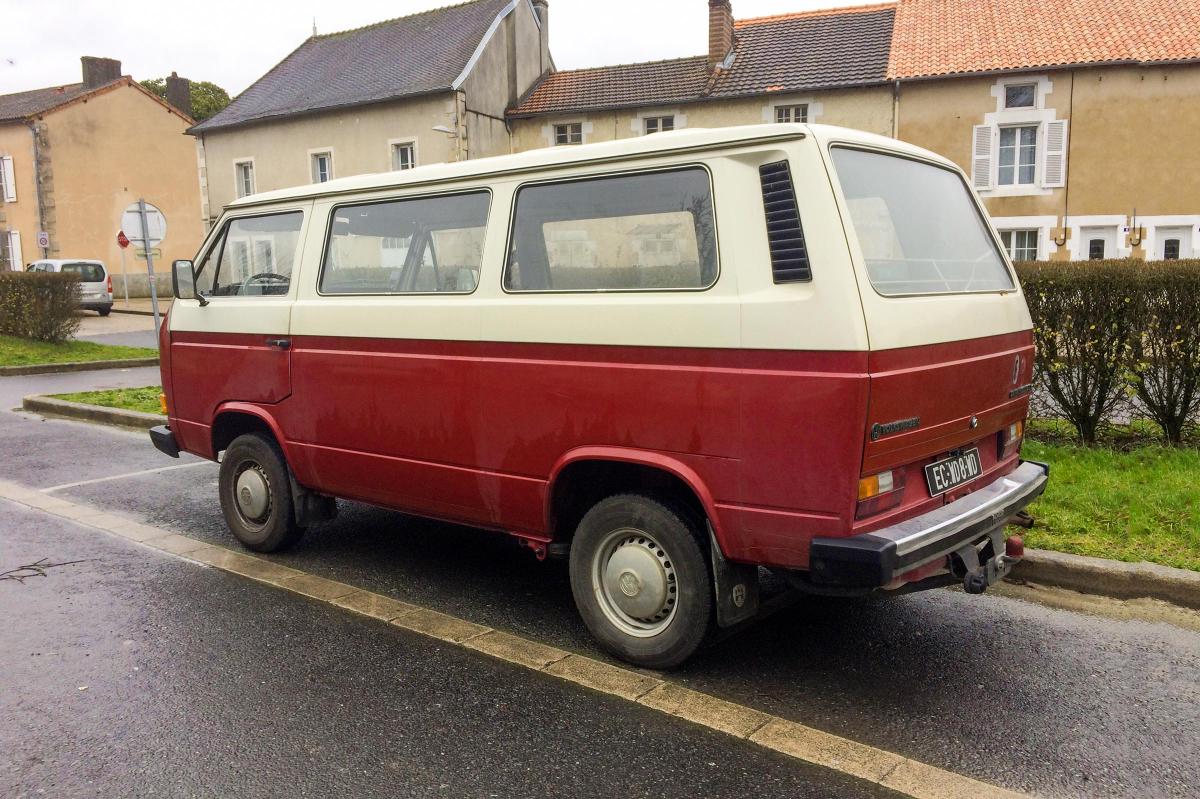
[81,56,122,89]
[708,0,734,70]
[166,72,193,117]
[532,0,550,71]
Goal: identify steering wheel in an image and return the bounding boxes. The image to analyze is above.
[243,272,289,285]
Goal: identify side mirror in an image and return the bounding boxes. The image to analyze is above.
[172,260,206,306]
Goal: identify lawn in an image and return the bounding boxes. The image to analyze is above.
[51,385,164,416]
[0,334,157,367]
[1022,440,1200,572]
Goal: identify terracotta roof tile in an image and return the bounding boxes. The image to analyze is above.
[509,4,895,117]
[889,0,1200,79]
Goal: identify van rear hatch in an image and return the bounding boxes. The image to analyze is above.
[828,146,1035,531]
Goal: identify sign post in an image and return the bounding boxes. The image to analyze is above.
[121,201,167,332]
[116,230,131,307]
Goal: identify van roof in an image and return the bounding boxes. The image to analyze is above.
[36,259,105,266]
[231,123,952,208]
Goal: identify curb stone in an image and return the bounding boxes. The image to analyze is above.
[0,357,158,376]
[1011,548,1200,610]
[22,394,165,430]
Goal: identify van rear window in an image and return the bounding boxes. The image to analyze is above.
[831,148,1014,296]
[320,192,490,295]
[505,168,717,292]
[61,263,104,282]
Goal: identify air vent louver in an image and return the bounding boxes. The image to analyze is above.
[758,160,811,283]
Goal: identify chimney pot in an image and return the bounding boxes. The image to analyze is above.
[708,0,734,70]
[81,56,122,89]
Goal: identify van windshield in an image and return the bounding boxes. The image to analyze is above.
[62,262,104,282]
[831,147,1014,296]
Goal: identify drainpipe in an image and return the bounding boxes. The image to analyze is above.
[26,120,48,259]
[892,80,900,139]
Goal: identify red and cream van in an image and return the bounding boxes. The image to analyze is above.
[153,124,1048,668]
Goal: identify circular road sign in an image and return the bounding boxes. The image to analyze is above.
[121,202,167,247]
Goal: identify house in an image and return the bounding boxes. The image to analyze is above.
[190,0,552,225]
[0,57,204,287]
[507,0,1200,262]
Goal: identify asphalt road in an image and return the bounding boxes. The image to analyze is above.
[3,367,1199,798]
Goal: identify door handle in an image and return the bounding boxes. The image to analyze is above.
[266,338,291,350]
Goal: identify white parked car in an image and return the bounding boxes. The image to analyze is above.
[27,259,114,316]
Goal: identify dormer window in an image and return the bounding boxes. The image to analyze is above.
[1004,83,1037,109]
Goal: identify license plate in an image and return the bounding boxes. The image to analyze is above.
[924,448,982,496]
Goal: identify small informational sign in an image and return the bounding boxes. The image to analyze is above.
[121,202,167,247]
[134,248,163,260]
[36,231,49,249]
[117,230,130,249]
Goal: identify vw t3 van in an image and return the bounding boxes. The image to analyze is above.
[152,124,1048,668]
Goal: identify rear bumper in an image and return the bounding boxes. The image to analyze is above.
[808,460,1049,589]
[149,425,180,458]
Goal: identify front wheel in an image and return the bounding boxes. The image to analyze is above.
[218,433,304,552]
[569,494,713,669]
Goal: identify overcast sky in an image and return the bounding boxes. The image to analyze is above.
[2,0,881,96]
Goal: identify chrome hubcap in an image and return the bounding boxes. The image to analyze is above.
[234,465,271,522]
[592,528,678,638]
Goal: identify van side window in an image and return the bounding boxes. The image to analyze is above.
[320,192,490,295]
[194,212,304,297]
[505,168,717,292]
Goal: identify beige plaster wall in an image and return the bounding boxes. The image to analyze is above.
[0,123,40,268]
[6,84,202,273]
[508,85,894,152]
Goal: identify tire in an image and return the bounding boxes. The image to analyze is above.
[569,493,713,669]
[218,433,304,552]
[98,307,111,317]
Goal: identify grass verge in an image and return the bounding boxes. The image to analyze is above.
[0,334,157,367]
[1022,440,1200,572]
[50,385,163,416]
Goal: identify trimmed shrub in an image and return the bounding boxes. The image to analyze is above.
[1127,262,1200,444]
[0,271,81,343]
[1017,260,1139,444]
[1016,259,1200,445]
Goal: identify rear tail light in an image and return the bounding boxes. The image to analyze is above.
[999,420,1024,459]
[106,275,113,294]
[856,468,906,519]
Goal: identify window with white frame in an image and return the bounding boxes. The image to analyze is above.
[971,76,1067,195]
[235,161,255,198]
[643,115,674,135]
[311,152,332,183]
[1000,229,1039,261]
[1004,83,1036,109]
[998,126,1037,186]
[0,155,15,202]
[391,141,416,171]
[554,123,583,146]
[775,104,808,123]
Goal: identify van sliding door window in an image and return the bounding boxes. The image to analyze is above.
[195,212,304,297]
[319,192,490,295]
[504,167,717,292]
[831,147,1014,296]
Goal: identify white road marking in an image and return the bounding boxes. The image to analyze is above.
[40,460,212,493]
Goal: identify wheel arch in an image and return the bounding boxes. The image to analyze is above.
[545,447,730,554]
[211,403,292,464]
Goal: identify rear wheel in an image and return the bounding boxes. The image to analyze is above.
[97,307,111,317]
[569,494,712,669]
[218,433,304,552]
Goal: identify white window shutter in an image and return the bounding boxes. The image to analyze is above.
[971,125,993,190]
[9,231,22,270]
[1,156,15,202]
[1042,119,1068,188]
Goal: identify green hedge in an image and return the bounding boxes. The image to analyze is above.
[1017,259,1200,444]
[0,272,81,343]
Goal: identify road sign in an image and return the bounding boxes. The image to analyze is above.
[36,231,49,249]
[117,230,130,249]
[134,248,163,260]
[121,202,167,247]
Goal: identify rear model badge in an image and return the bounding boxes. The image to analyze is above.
[870,416,921,441]
[1012,355,1022,385]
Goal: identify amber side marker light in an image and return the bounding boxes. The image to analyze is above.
[856,468,906,519]
[159,393,168,415]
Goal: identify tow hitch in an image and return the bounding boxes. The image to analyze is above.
[954,528,1024,594]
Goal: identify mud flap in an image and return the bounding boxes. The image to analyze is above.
[709,524,759,627]
[290,474,338,527]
